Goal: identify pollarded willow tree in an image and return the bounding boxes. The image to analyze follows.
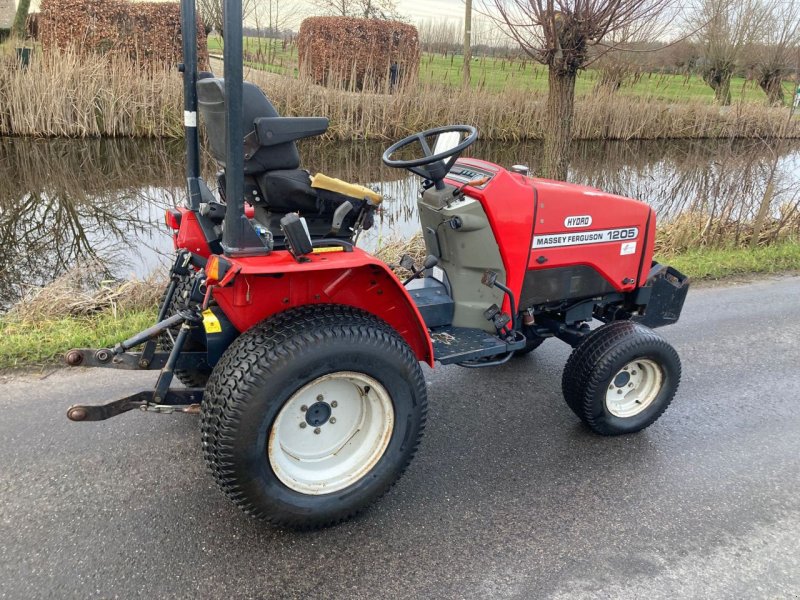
[482,0,672,180]
[689,0,768,106]
[754,1,800,106]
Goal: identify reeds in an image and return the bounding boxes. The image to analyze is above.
[0,48,183,138]
[6,262,164,322]
[250,69,800,142]
[1,48,798,140]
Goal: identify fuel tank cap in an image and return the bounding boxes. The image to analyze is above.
[511,165,530,176]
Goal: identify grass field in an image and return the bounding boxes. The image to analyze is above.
[208,35,796,104]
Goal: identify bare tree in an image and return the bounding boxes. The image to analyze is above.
[481,0,672,180]
[307,0,402,19]
[197,0,257,37]
[753,1,800,105]
[690,0,769,105]
[252,0,305,64]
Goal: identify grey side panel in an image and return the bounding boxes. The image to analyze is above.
[417,187,505,333]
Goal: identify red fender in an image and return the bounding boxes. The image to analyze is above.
[210,248,434,366]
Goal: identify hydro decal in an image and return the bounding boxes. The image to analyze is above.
[533,227,639,249]
[564,215,592,228]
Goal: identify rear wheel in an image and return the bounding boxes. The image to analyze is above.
[200,305,427,529]
[158,274,211,387]
[562,321,680,435]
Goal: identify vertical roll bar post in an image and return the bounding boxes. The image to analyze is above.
[180,0,201,210]
[221,0,268,256]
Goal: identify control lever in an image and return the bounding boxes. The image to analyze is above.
[481,270,519,333]
[453,176,490,197]
[402,254,439,286]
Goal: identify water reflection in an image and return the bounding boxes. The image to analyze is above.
[1,136,798,309]
[0,138,185,308]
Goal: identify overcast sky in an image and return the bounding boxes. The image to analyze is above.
[395,0,466,21]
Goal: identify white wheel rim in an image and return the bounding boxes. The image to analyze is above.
[605,359,663,418]
[268,372,394,495]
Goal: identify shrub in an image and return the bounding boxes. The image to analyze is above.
[297,16,419,90]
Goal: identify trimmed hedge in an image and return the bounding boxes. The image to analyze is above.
[39,0,207,67]
[297,16,419,89]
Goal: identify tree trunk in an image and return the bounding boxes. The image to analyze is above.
[542,67,577,181]
[12,0,32,38]
[714,72,732,106]
[703,67,732,106]
[759,73,785,106]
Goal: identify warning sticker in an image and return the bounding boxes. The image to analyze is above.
[621,242,637,255]
[532,227,639,249]
[202,309,222,334]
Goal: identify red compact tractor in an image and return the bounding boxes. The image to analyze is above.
[64,0,689,528]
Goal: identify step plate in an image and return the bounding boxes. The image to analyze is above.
[431,326,511,365]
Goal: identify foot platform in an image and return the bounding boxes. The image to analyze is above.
[430,326,525,365]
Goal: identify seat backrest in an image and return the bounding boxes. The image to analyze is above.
[197,77,301,174]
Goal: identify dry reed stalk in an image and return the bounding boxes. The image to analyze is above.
[7,262,165,322]
[0,48,183,138]
[655,210,800,254]
[243,68,800,142]
[373,232,426,278]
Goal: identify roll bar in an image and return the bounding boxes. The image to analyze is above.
[180,0,269,257]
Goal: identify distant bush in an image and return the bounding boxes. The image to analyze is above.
[38,0,207,67]
[297,16,419,90]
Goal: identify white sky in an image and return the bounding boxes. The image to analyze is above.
[395,0,466,21]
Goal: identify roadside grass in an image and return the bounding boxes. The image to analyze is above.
[2,239,798,370]
[0,309,157,370]
[208,35,795,104]
[656,239,800,280]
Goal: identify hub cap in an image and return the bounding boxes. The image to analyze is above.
[605,359,663,418]
[268,372,394,495]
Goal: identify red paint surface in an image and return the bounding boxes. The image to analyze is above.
[446,160,655,301]
[211,249,434,366]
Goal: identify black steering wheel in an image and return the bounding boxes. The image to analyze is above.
[382,125,478,189]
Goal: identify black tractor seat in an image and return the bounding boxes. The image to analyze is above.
[197,77,379,247]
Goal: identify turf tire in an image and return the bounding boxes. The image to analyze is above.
[561,321,680,436]
[200,304,428,529]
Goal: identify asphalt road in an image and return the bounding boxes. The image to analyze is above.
[2,275,799,600]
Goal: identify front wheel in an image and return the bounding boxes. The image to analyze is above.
[200,305,427,529]
[561,321,681,436]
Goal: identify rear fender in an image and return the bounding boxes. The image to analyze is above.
[211,250,434,366]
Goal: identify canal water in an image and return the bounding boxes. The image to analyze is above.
[1,136,798,309]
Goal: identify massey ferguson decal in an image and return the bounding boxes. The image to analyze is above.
[564,215,592,228]
[533,227,639,249]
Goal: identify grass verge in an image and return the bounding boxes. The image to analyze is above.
[2,241,799,370]
[0,309,157,370]
[656,240,800,280]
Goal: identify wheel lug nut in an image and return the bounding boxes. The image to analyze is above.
[301,405,308,412]
[329,417,336,424]
[331,401,338,408]
[299,422,307,429]
[632,371,637,375]
[314,427,321,434]
[617,390,623,394]
[317,395,324,401]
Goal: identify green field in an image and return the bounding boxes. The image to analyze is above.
[208,35,796,104]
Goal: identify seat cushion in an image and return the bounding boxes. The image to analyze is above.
[257,170,318,213]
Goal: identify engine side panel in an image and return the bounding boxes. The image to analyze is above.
[526,179,653,301]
